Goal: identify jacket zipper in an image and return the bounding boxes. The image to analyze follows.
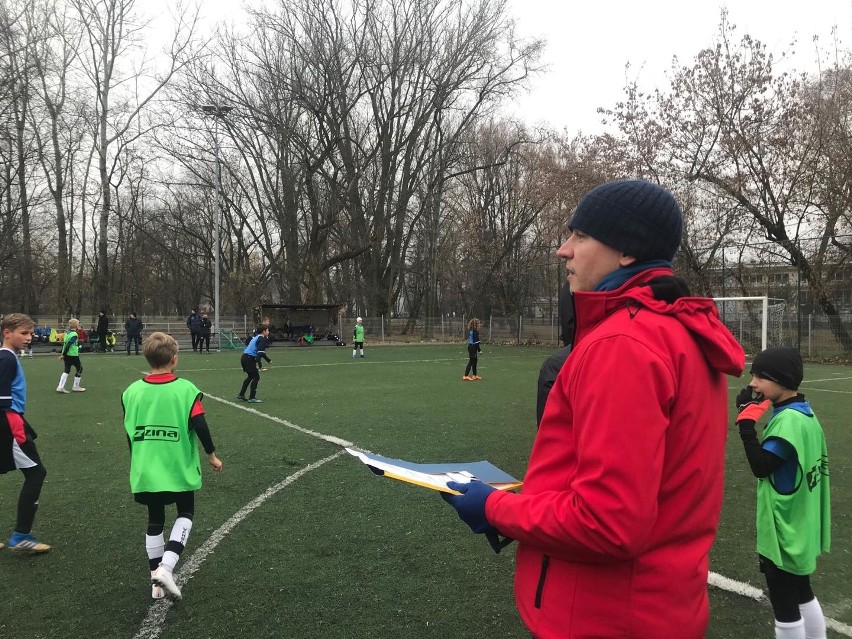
[535,554,550,609]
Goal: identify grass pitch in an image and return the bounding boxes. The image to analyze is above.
[0,344,849,638]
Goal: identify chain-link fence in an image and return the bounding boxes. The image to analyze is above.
[342,310,852,359]
[23,308,852,358]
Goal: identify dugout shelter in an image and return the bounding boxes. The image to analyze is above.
[253,304,344,345]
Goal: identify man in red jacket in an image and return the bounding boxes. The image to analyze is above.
[443,180,745,638]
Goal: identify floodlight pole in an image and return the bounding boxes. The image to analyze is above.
[201,104,232,352]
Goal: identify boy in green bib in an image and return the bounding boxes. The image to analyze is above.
[122,332,223,601]
[352,316,365,359]
[735,347,830,639]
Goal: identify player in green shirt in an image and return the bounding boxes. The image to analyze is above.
[352,316,365,359]
[56,318,85,393]
[122,332,223,601]
[735,346,830,639]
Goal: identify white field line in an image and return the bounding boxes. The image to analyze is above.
[707,573,852,636]
[133,450,344,639]
[708,572,765,600]
[209,395,355,447]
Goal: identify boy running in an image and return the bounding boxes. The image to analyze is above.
[122,332,223,600]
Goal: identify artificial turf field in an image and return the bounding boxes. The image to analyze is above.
[0,343,850,639]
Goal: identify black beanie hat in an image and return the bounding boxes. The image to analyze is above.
[750,346,803,391]
[568,180,683,262]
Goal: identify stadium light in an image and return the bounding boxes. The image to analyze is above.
[200,104,233,352]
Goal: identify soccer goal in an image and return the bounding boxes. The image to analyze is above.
[713,296,788,354]
[218,329,245,350]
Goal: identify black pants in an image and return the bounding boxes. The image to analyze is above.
[200,334,210,352]
[240,355,260,398]
[142,492,195,571]
[126,335,141,354]
[17,445,46,534]
[63,356,83,375]
[759,554,815,622]
[464,345,479,376]
[191,332,200,351]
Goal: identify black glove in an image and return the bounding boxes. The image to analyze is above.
[736,386,764,411]
[735,386,770,426]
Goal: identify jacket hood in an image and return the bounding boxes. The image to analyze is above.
[573,268,745,377]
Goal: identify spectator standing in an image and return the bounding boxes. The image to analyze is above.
[441,180,745,638]
[96,310,110,353]
[121,332,222,600]
[0,313,51,553]
[186,309,202,352]
[200,314,212,353]
[125,313,143,356]
[735,347,830,639]
[352,317,365,359]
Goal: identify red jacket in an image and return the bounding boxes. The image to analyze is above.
[487,269,745,638]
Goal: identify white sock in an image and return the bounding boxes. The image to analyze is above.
[170,516,192,546]
[775,618,805,639]
[160,552,178,571]
[160,517,193,571]
[58,372,68,389]
[799,598,826,639]
[73,376,82,389]
[145,534,165,561]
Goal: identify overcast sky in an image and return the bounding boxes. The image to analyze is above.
[507,0,852,133]
[187,0,852,134]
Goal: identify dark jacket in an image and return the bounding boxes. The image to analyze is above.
[125,317,143,338]
[201,317,212,336]
[536,283,576,426]
[97,314,109,335]
[187,313,203,333]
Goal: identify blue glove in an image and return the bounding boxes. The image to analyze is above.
[442,480,495,533]
[442,481,513,553]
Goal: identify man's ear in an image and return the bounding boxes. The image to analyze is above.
[619,254,637,267]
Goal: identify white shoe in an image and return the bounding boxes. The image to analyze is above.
[151,565,181,601]
[71,387,86,392]
[56,388,69,394]
[151,571,165,600]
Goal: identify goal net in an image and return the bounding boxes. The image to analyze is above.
[713,296,788,355]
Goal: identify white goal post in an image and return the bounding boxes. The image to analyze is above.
[712,296,787,354]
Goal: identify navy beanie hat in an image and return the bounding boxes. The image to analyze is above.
[751,346,803,391]
[568,180,683,262]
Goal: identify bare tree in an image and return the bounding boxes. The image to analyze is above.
[29,0,87,314]
[0,0,42,312]
[609,12,852,349]
[71,0,199,309]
